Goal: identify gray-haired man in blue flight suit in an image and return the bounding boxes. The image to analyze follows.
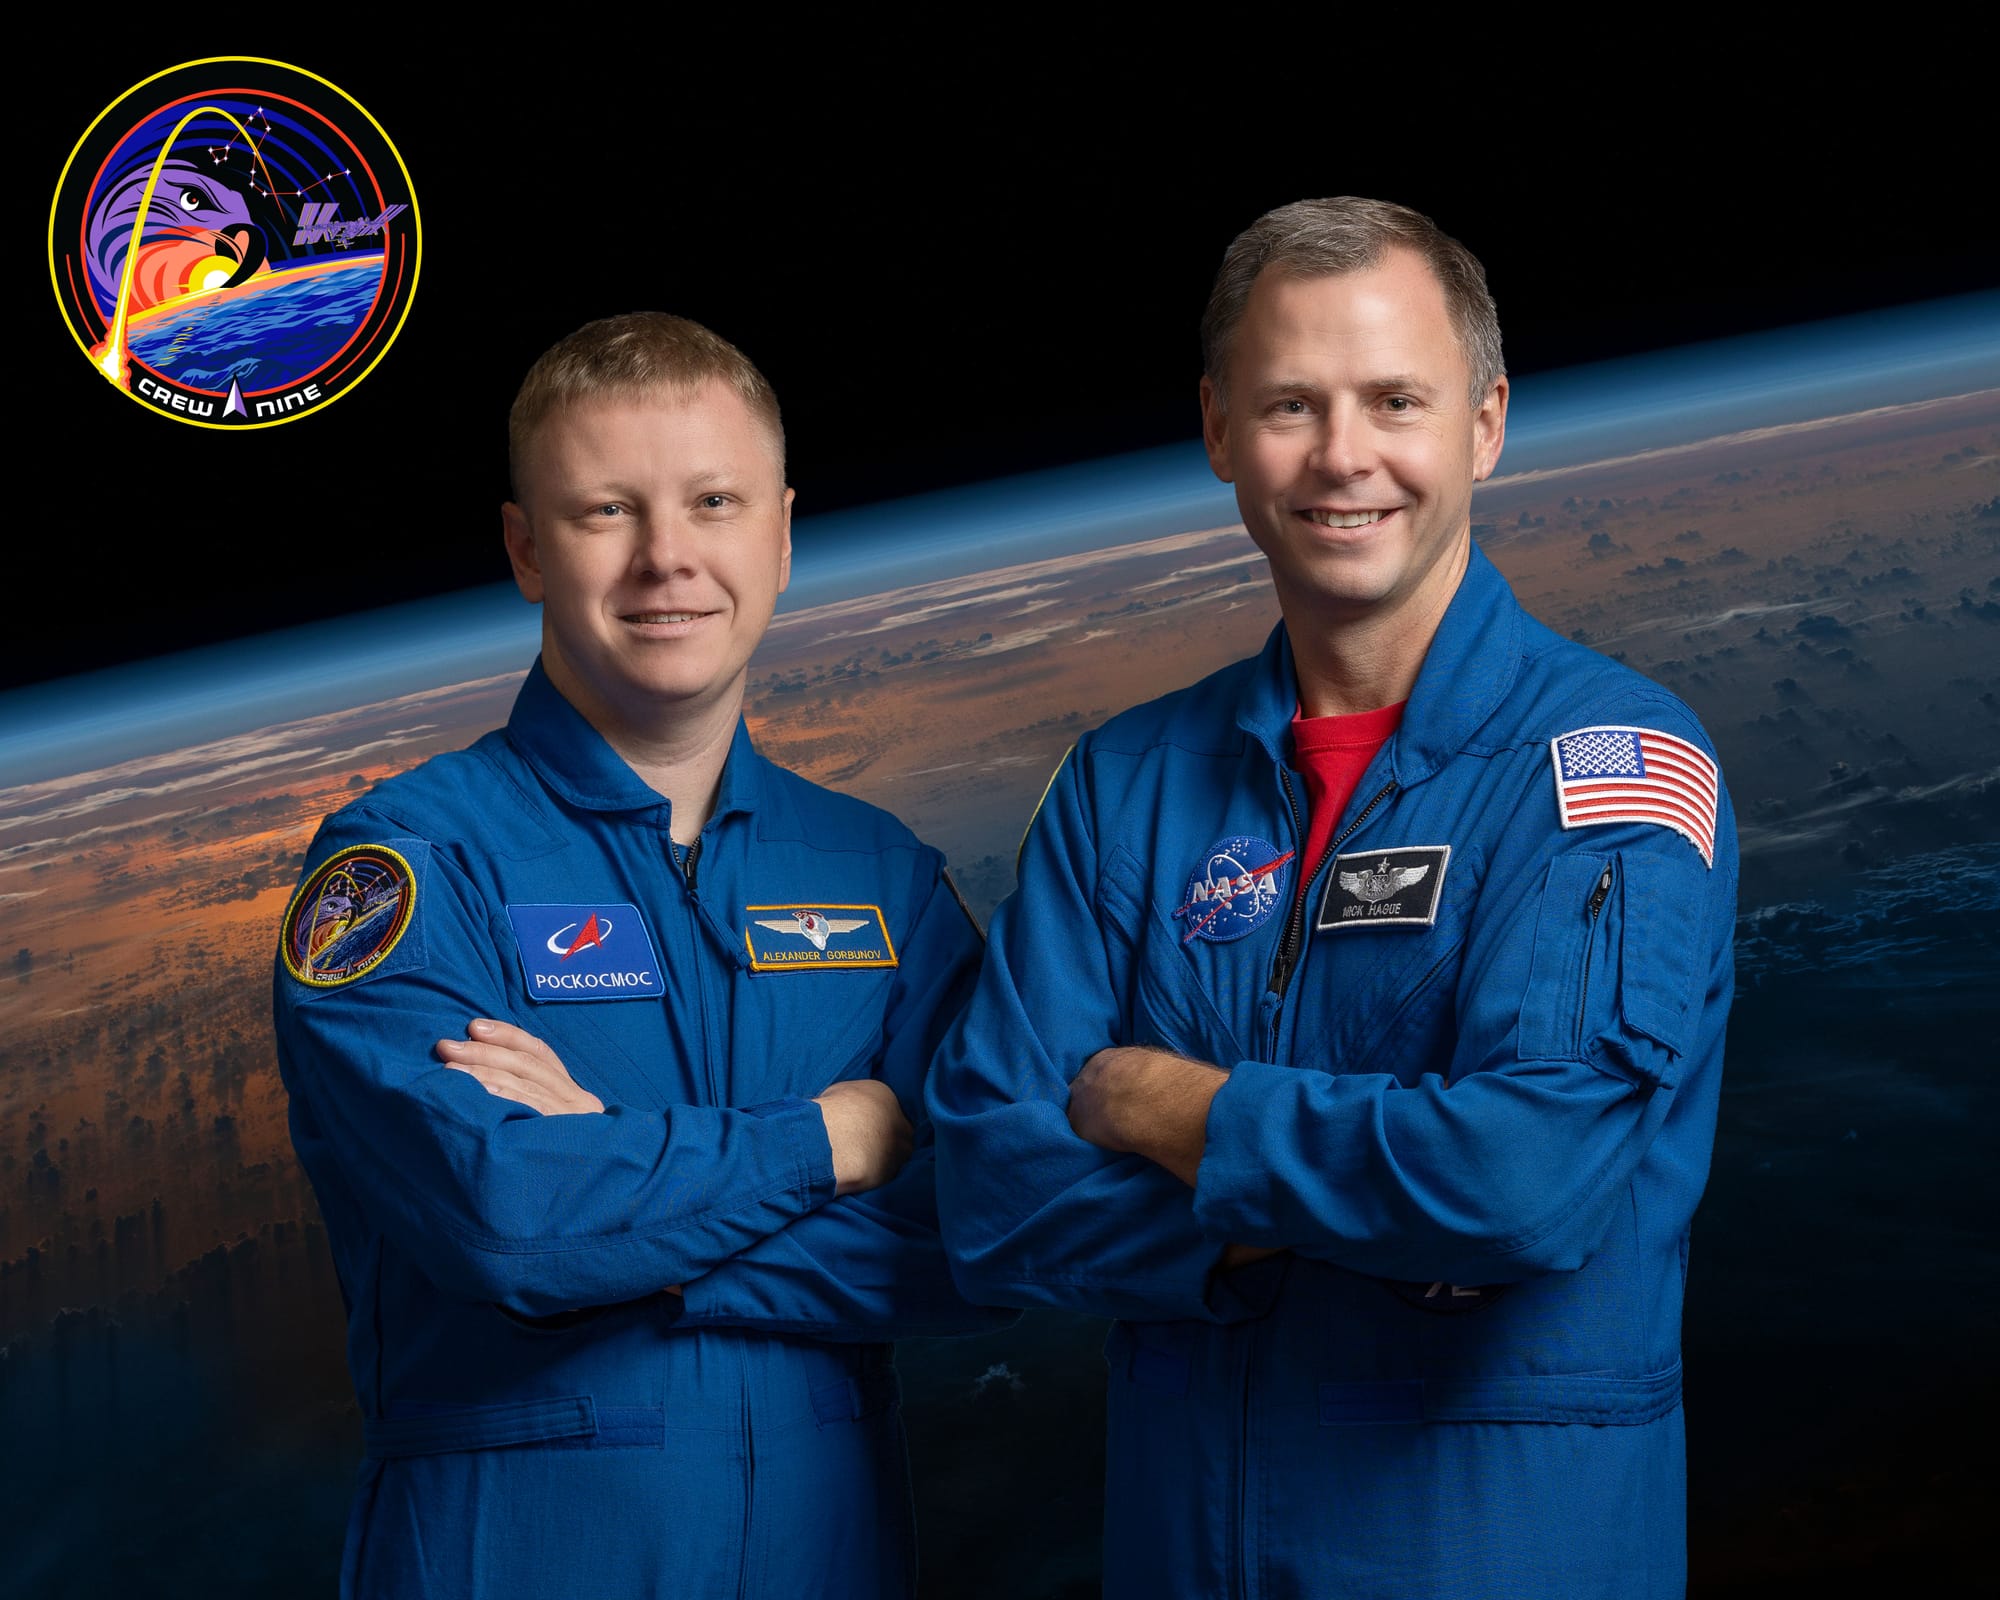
[274,313,1007,1599]
[929,198,1736,1597]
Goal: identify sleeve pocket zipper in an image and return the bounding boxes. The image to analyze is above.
[1576,862,1615,1053]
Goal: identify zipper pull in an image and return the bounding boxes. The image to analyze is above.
[682,836,703,891]
[1587,865,1613,918]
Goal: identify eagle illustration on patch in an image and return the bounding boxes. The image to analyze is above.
[744,904,899,971]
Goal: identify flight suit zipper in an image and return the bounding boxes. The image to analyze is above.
[672,831,721,1103]
[1265,777,1397,1052]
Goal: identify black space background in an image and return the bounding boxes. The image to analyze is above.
[16,37,1994,694]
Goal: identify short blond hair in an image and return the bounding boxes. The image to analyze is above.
[1202,197,1504,408]
[508,312,785,496]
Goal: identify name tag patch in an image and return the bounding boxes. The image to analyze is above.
[744,905,898,971]
[1317,845,1451,932]
[505,903,665,1001]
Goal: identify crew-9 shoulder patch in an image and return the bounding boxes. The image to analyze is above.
[281,841,427,988]
[1549,724,1718,868]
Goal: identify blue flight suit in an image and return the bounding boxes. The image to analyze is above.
[273,661,1007,1600]
[929,544,1736,1598]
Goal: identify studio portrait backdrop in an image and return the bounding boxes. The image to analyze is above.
[5,38,1996,1597]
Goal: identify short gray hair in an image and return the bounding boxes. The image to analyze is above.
[509,312,785,497]
[1201,197,1504,407]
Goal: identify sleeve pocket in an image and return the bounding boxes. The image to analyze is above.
[1516,853,1609,1062]
[1614,850,1701,1073]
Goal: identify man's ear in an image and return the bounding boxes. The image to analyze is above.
[776,486,795,596]
[1199,376,1233,483]
[502,502,543,603]
[1471,376,1509,483]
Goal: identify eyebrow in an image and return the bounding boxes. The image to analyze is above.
[1363,373,1440,397]
[563,468,748,498]
[1248,373,1443,402]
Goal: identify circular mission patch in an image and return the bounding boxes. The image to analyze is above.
[49,56,420,429]
[1179,834,1290,943]
[281,844,417,986]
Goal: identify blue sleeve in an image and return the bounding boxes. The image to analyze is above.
[274,817,837,1320]
[1194,726,1737,1286]
[926,750,1276,1324]
[675,860,1017,1340]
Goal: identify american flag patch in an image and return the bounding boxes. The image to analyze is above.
[1549,724,1719,868]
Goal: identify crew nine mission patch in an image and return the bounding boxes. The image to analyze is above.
[50,57,420,428]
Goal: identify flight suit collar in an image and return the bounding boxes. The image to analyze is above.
[1235,541,1524,786]
[505,658,766,825]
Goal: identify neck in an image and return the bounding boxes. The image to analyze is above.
[612,701,741,845]
[1284,536,1469,717]
[542,656,744,844]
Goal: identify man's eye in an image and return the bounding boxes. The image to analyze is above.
[1383,396,1413,413]
[591,504,624,517]
[700,494,731,510]
[1277,399,1309,416]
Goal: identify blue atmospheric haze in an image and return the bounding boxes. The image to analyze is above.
[5,289,1996,788]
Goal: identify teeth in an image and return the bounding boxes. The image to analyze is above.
[629,612,701,623]
[1307,509,1388,529]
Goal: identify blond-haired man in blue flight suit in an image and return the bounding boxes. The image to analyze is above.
[930,199,1736,1598]
[274,313,1006,1599]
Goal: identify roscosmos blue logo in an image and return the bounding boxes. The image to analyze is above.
[505,904,666,1003]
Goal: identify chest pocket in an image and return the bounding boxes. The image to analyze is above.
[1098,844,1252,1071]
[731,963,898,1107]
[1286,846,1484,1086]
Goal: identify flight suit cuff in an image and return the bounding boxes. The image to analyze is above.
[749,1095,837,1209]
[1191,1059,1298,1245]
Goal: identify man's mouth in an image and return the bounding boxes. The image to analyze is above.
[1303,509,1392,529]
[623,611,707,624]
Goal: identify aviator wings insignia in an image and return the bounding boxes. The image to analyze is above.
[1338,861,1431,904]
[753,911,870,951]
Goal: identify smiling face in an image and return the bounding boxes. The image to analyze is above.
[1200,249,1507,649]
[501,382,793,747]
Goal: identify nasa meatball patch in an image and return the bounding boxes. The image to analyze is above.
[281,843,423,987]
[1317,845,1451,932]
[505,904,666,1002]
[743,905,899,972]
[1175,835,1294,945]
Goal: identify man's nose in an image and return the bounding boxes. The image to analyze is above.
[631,514,695,578]
[1308,403,1372,480]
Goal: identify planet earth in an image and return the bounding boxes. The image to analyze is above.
[2,326,1996,1595]
[122,255,387,391]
